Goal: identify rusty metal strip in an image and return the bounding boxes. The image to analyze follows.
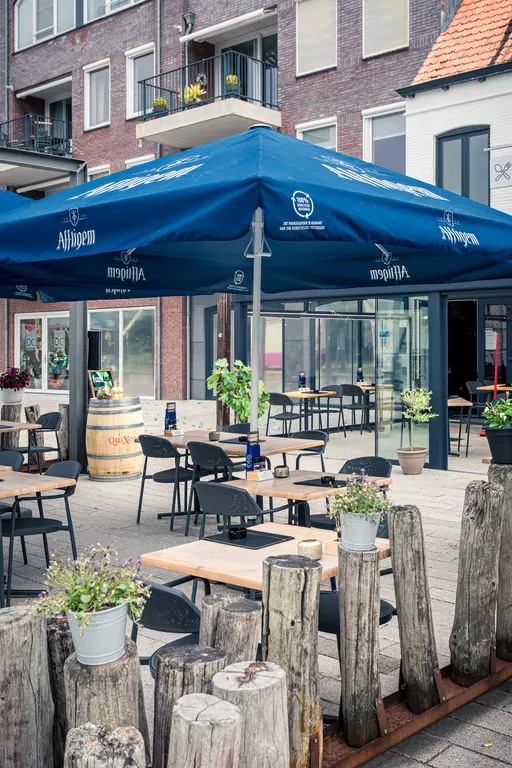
[433,667,446,702]
[491,645,497,675]
[309,733,321,768]
[375,698,388,736]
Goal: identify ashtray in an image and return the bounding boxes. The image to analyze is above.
[228,526,248,540]
[313,389,320,394]
[238,435,248,443]
[321,475,336,486]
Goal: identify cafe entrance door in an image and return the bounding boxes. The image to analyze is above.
[15,313,70,392]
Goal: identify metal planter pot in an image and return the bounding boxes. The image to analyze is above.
[66,603,128,665]
[485,427,512,465]
[342,511,381,551]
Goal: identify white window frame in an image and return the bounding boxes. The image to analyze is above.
[125,154,155,169]
[88,164,111,181]
[84,0,146,24]
[361,102,405,163]
[14,0,76,52]
[362,0,409,60]
[295,0,338,78]
[83,58,111,131]
[296,116,338,151]
[125,43,156,120]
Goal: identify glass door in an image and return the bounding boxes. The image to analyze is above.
[46,315,70,391]
[18,317,43,389]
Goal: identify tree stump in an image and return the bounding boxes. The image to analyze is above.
[389,505,439,713]
[213,661,290,768]
[450,480,504,686]
[153,645,226,768]
[25,404,44,465]
[199,594,232,647]
[59,403,70,460]
[167,693,241,768]
[1,403,22,448]
[262,554,322,768]
[0,606,54,767]
[339,545,381,748]
[489,464,512,661]
[214,599,261,665]
[47,617,75,768]
[64,724,145,767]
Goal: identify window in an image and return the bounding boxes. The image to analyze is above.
[88,165,111,182]
[86,0,140,22]
[84,60,110,130]
[15,0,75,50]
[125,44,155,119]
[371,111,405,174]
[296,119,337,150]
[296,0,337,76]
[125,155,155,169]
[437,127,490,205]
[363,0,408,58]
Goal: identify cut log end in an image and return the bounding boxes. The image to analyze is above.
[264,553,322,571]
[64,723,146,767]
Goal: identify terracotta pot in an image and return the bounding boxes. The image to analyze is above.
[396,447,427,475]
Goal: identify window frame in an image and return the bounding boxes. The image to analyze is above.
[362,0,409,60]
[125,43,156,120]
[84,0,145,24]
[88,164,111,182]
[15,0,76,52]
[295,0,338,78]
[83,58,111,131]
[436,125,490,205]
[361,101,406,165]
[296,116,338,151]
[125,154,156,169]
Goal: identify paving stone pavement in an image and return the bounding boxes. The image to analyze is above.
[7,396,509,766]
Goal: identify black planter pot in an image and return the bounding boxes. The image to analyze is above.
[485,427,512,464]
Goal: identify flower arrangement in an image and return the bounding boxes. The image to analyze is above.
[483,393,512,428]
[0,366,30,391]
[401,388,438,450]
[207,358,270,424]
[329,478,390,532]
[182,83,206,104]
[152,96,168,110]
[226,74,239,87]
[38,544,150,628]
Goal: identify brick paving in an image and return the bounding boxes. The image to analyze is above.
[6,396,511,766]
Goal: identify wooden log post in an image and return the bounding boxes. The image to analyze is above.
[25,404,44,466]
[214,599,262,665]
[153,645,226,768]
[339,545,381,748]
[59,403,69,460]
[213,661,290,768]
[389,505,439,713]
[262,554,322,768]
[0,606,54,767]
[64,724,146,767]
[47,617,75,768]
[199,594,232,647]
[488,464,512,661]
[450,480,505,687]
[1,403,22,448]
[167,693,241,768]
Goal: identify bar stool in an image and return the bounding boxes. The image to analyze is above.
[137,435,194,530]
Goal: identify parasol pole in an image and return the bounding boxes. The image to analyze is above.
[494,333,500,399]
[249,207,270,431]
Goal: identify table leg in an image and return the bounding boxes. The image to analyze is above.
[304,399,310,431]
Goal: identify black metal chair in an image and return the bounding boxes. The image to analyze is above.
[312,385,343,432]
[136,435,194,530]
[339,384,374,436]
[185,442,238,537]
[288,430,328,471]
[266,393,301,435]
[0,450,31,565]
[13,411,63,472]
[194,481,272,538]
[319,593,396,659]
[464,381,488,457]
[218,423,251,434]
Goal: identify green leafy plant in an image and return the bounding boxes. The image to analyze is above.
[152,96,167,110]
[328,478,390,533]
[37,544,150,628]
[181,83,205,104]
[401,388,438,450]
[207,358,270,424]
[226,74,239,87]
[483,393,512,428]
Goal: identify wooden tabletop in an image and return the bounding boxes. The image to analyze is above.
[284,390,336,399]
[0,471,76,499]
[141,522,391,591]
[0,421,42,434]
[482,457,492,465]
[0,465,12,473]
[163,430,324,458]
[226,469,392,502]
[447,397,473,408]
[477,385,512,392]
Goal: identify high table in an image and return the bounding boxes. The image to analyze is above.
[477,385,512,393]
[283,390,336,431]
[447,397,472,457]
[163,429,324,460]
[0,420,41,450]
[142,522,391,592]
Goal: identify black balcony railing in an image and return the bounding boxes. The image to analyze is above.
[0,114,72,157]
[138,50,278,121]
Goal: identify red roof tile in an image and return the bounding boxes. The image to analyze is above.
[413,0,512,85]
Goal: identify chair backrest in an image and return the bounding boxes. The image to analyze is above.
[194,481,263,522]
[322,385,342,396]
[466,381,483,397]
[341,384,364,400]
[289,429,328,454]
[219,423,251,434]
[188,442,234,469]
[340,456,392,478]
[44,460,82,496]
[0,450,23,471]
[138,434,180,461]
[269,392,294,407]
[37,411,63,431]
[138,582,200,634]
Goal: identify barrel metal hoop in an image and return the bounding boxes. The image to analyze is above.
[89,472,142,482]
[86,423,145,431]
[87,451,143,460]
[88,407,142,415]
[89,397,140,406]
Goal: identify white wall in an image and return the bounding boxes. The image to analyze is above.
[406,72,512,215]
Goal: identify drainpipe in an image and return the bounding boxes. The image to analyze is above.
[4,0,9,123]
[4,300,8,369]
[154,0,162,400]
[182,10,195,401]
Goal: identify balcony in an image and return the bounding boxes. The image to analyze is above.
[0,114,72,157]
[136,50,281,149]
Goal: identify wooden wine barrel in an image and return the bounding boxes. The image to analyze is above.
[86,397,144,481]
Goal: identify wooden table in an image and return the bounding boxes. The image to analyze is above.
[163,430,324,459]
[447,397,473,457]
[0,465,12,473]
[477,385,512,392]
[482,457,492,465]
[142,522,391,591]
[284,390,336,431]
[0,421,41,434]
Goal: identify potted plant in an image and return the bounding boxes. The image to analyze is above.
[0,366,30,405]
[225,74,240,96]
[38,544,150,666]
[152,96,168,115]
[483,394,512,464]
[181,83,206,108]
[329,477,390,551]
[207,358,270,425]
[396,388,438,475]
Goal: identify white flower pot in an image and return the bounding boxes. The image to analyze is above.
[342,511,381,551]
[66,603,128,665]
[2,387,24,405]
